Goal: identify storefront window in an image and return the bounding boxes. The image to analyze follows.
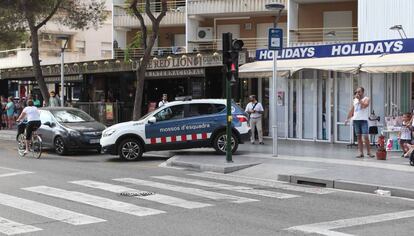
[302,70,315,139]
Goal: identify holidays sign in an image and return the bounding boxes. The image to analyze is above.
[256,38,414,61]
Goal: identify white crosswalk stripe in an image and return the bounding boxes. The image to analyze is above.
[0,193,104,225]
[114,178,259,204]
[23,186,165,217]
[0,217,42,235]
[190,172,335,194]
[71,180,211,209]
[153,176,299,199]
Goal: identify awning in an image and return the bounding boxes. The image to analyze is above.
[239,53,414,78]
[361,52,414,73]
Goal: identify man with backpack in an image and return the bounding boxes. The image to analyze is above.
[245,95,264,145]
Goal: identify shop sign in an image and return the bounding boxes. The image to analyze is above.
[141,53,247,71]
[256,38,414,61]
[145,68,205,78]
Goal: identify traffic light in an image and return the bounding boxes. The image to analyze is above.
[222,33,244,82]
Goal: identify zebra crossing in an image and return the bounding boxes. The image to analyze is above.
[0,172,333,235]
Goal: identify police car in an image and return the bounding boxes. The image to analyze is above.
[100,99,250,161]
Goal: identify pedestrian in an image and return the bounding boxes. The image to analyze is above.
[0,96,4,130]
[33,94,41,107]
[345,87,374,158]
[158,94,168,108]
[5,97,15,129]
[399,113,413,157]
[245,95,264,145]
[48,91,61,107]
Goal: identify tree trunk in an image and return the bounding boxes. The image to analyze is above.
[132,32,159,120]
[132,66,146,120]
[29,28,49,103]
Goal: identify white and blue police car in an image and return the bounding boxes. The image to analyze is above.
[100,99,250,161]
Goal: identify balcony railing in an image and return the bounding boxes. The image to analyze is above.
[0,48,112,69]
[289,27,358,46]
[188,0,286,15]
[114,46,187,59]
[114,1,185,28]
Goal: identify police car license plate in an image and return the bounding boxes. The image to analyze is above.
[89,139,100,144]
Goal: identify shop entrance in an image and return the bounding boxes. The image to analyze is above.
[288,70,333,142]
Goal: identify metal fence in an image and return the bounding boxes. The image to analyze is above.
[70,102,133,126]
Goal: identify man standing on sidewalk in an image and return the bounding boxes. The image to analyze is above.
[158,94,168,108]
[346,87,374,158]
[245,95,264,145]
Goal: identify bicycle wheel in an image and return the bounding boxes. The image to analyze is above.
[17,134,26,157]
[31,135,42,159]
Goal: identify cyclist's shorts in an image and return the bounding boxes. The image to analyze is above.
[26,120,41,140]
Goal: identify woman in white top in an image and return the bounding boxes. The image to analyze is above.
[16,100,41,155]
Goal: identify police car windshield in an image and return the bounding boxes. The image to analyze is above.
[50,109,95,123]
[139,110,157,121]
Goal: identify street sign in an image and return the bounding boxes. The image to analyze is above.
[268,28,283,50]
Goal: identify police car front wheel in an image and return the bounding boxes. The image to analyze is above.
[213,131,238,155]
[118,138,144,161]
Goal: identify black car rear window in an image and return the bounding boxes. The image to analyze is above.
[50,109,95,123]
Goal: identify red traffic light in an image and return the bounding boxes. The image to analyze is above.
[231,63,236,72]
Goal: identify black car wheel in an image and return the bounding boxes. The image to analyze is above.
[118,138,143,161]
[213,131,238,155]
[96,146,102,154]
[54,136,67,155]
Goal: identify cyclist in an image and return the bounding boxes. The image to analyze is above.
[16,100,41,155]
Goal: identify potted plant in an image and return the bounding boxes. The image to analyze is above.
[376,135,387,160]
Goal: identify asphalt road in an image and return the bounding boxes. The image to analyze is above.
[1,141,414,236]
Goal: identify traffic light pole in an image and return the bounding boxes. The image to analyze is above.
[222,32,243,163]
[226,74,233,163]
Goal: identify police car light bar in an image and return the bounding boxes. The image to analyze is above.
[175,96,192,101]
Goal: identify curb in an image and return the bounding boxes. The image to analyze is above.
[0,134,15,142]
[279,174,414,199]
[165,157,260,173]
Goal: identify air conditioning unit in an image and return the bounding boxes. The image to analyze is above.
[196,27,213,42]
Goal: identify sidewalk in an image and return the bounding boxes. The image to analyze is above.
[165,139,414,199]
[0,129,16,141]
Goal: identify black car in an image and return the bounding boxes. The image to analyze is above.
[37,107,106,155]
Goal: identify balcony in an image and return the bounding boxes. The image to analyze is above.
[188,0,286,16]
[113,1,185,28]
[289,27,358,47]
[114,46,187,59]
[188,37,288,58]
[0,48,112,70]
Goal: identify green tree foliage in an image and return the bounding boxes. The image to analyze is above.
[0,0,107,102]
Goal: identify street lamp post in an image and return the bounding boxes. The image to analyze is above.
[57,36,69,107]
[265,3,285,157]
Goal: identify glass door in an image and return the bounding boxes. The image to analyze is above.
[302,70,316,140]
[317,71,332,141]
[334,72,353,142]
[288,74,300,138]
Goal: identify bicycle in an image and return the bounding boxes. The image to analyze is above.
[16,122,42,159]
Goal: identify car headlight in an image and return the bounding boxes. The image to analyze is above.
[69,130,81,137]
[102,129,116,137]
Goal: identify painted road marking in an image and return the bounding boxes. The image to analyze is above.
[71,180,211,209]
[0,192,104,225]
[0,216,42,235]
[0,166,33,178]
[114,178,258,204]
[23,186,164,217]
[154,176,299,199]
[190,172,335,194]
[286,209,414,236]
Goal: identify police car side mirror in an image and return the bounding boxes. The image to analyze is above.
[148,117,157,124]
